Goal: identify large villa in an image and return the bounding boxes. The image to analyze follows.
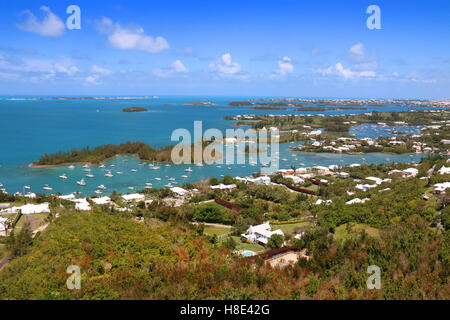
[241,222,284,246]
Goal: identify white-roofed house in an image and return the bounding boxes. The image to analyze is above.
[210,184,237,191]
[438,166,450,175]
[1,203,51,215]
[91,196,112,205]
[241,222,284,246]
[122,193,145,202]
[73,198,91,211]
[170,187,189,197]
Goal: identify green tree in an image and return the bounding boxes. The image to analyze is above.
[6,222,33,257]
[223,175,235,185]
[223,236,237,250]
[267,234,284,249]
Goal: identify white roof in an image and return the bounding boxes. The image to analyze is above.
[248,222,271,234]
[73,198,91,211]
[210,184,237,190]
[91,196,111,205]
[346,198,370,205]
[3,203,51,215]
[59,194,76,200]
[438,166,450,175]
[170,187,189,196]
[122,193,145,201]
[0,217,7,232]
[434,182,450,191]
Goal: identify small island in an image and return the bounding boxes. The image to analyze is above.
[122,107,148,113]
[184,101,216,106]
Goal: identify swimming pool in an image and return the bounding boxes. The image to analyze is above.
[242,252,254,257]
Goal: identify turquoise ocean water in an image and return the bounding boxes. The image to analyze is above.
[0,97,426,196]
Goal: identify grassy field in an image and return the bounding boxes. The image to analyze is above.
[221,236,265,253]
[14,213,48,233]
[271,221,311,235]
[204,226,232,237]
[0,244,5,260]
[334,223,380,241]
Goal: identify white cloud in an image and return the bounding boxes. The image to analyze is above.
[0,55,78,76]
[91,65,113,75]
[171,60,188,73]
[349,43,365,59]
[316,62,376,79]
[84,74,101,85]
[209,53,242,75]
[276,57,294,77]
[96,17,169,53]
[17,6,65,37]
[153,60,188,77]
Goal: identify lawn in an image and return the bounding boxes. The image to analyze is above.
[334,223,380,241]
[0,244,5,260]
[14,213,48,233]
[271,222,311,235]
[204,226,232,237]
[221,236,265,253]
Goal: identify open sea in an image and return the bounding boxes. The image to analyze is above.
[0,96,426,196]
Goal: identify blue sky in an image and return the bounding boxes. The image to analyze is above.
[0,0,449,98]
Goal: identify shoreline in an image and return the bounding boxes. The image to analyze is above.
[28,154,172,169]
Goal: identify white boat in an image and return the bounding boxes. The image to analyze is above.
[151,166,160,170]
[68,165,75,170]
[185,167,193,172]
[148,163,154,167]
[43,186,53,191]
[110,164,116,167]
[77,179,86,186]
[83,168,91,172]
[168,178,176,181]
[86,174,95,178]
[165,164,171,167]
[0,183,3,187]
[131,169,137,172]
[181,175,188,178]
[98,185,106,190]
[145,186,152,189]
[216,166,222,168]
[82,164,90,168]
[165,183,172,188]
[145,183,152,186]
[99,164,106,168]
[116,172,123,175]
[155,178,161,181]
[24,186,31,190]
[195,163,204,167]
[59,174,68,180]
[94,190,102,195]
[128,187,134,190]
[105,172,114,178]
